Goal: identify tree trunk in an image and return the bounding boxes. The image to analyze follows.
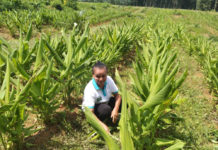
[214,0,217,10]
[196,0,201,10]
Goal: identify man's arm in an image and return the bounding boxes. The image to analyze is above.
[111,93,121,123]
[90,108,110,134]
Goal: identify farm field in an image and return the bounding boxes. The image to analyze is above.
[0,1,217,150]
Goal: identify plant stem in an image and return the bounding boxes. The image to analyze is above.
[0,133,7,150]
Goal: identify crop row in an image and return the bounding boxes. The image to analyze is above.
[85,22,188,150]
[0,1,134,37]
[182,30,218,96]
[0,23,143,149]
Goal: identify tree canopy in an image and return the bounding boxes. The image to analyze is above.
[79,0,218,11]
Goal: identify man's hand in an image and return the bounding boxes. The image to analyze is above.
[101,122,110,134]
[111,109,119,123]
[111,93,121,123]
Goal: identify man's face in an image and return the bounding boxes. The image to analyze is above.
[93,67,107,89]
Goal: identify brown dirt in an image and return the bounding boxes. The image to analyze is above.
[173,15,182,19]
[0,27,16,40]
[24,108,81,149]
[90,19,113,28]
[24,112,40,129]
[205,25,218,36]
[185,60,215,101]
[26,125,60,146]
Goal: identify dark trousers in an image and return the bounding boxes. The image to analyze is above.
[94,97,121,121]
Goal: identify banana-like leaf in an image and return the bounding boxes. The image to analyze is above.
[84,107,120,150]
[140,82,172,110]
[45,83,59,97]
[0,37,13,54]
[60,61,73,79]
[64,34,73,67]
[5,57,10,104]
[43,60,53,96]
[0,104,12,114]
[34,37,43,71]
[174,70,188,90]
[26,23,32,41]
[44,40,65,68]
[0,51,15,71]
[12,65,45,109]
[156,138,175,146]
[18,30,24,63]
[23,42,38,65]
[13,59,30,80]
[165,140,185,150]
[9,87,16,102]
[18,103,26,121]
[116,70,135,150]
[74,35,88,56]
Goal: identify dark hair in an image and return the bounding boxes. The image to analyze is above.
[92,61,107,74]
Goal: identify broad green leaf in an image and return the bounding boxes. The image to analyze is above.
[165,140,185,150]
[18,103,26,121]
[18,29,24,63]
[34,37,43,71]
[0,104,12,114]
[116,70,135,150]
[26,23,32,41]
[0,52,15,71]
[44,40,65,68]
[84,107,119,150]
[13,59,30,80]
[5,57,10,104]
[156,138,175,146]
[64,34,73,67]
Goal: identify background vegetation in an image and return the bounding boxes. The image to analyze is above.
[0,0,217,149]
[79,0,218,11]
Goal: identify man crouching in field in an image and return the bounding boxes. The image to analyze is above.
[82,61,121,133]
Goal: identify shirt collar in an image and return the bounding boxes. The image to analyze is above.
[92,78,107,90]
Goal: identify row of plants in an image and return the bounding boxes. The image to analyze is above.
[85,22,188,149]
[0,23,143,149]
[182,32,218,96]
[0,1,135,37]
[0,7,85,37]
[0,0,78,12]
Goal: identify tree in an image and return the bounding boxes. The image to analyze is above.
[197,0,213,10]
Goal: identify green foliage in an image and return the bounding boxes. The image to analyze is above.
[0,1,136,37]
[84,107,120,150]
[0,2,217,149]
[196,0,214,10]
[66,0,78,10]
[0,22,144,147]
[85,20,187,149]
[0,0,84,37]
[117,25,187,150]
[0,0,23,11]
[0,59,40,150]
[182,34,218,96]
[79,0,217,11]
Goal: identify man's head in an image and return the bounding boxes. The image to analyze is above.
[92,61,107,89]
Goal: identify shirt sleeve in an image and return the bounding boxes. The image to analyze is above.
[108,76,119,94]
[82,88,96,109]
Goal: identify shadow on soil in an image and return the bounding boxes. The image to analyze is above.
[24,99,86,150]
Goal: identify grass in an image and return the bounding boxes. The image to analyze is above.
[0,3,217,150]
[78,2,136,25]
[171,48,217,150]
